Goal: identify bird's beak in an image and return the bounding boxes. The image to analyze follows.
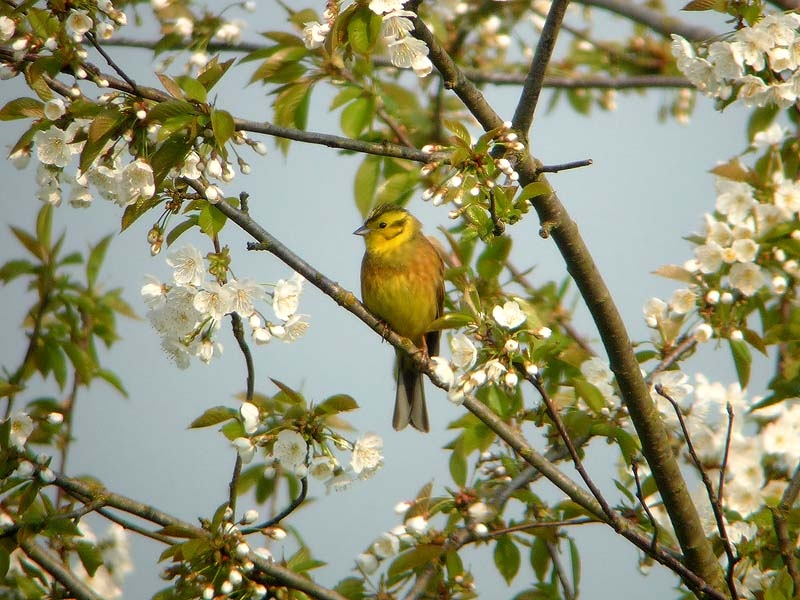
[353,225,369,236]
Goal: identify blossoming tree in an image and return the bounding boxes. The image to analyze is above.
[1,0,800,598]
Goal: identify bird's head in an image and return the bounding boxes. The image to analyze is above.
[353,204,421,254]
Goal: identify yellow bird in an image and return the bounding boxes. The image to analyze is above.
[354,204,445,432]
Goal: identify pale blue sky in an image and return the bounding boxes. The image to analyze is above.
[0,1,757,597]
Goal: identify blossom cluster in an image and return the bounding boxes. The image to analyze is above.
[671,12,800,109]
[430,300,551,404]
[165,505,275,600]
[641,369,800,595]
[233,410,385,492]
[142,245,308,368]
[645,121,798,344]
[303,0,432,77]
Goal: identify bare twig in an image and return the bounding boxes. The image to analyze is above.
[645,335,698,384]
[576,0,717,41]
[547,538,576,600]
[773,462,800,595]
[631,458,659,553]
[656,385,738,600]
[539,159,593,173]
[512,0,571,136]
[242,477,308,534]
[526,372,620,526]
[85,32,141,94]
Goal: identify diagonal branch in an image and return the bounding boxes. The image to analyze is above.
[20,538,103,600]
[576,0,717,41]
[409,9,726,593]
[512,0,571,136]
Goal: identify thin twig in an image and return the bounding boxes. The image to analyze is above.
[773,462,800,595]
[547,538,576,600]
[85,32,141,95]
[20,539,103,600]
[656,385,739,600]
[526,372,621,526]
[631,459,659,553]
[101,38,694,88]
[576,0,717,42]
[512,0,570,136]
[96,508,177,544]
[719,402,740,598]
[645,335,698,385]
[242,477,308,534]
[228,312,254,515]
[539,159,593,173]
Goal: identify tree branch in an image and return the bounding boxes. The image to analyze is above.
[20,538,103,600]
[512,0,571,136]
[576,0,716,41]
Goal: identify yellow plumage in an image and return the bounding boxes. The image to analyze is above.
[354,204,445,432]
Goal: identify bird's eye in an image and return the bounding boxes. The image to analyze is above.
[378,222,387,229]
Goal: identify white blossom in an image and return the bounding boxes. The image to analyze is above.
[492,300,526,329]
[273,430,307,471]
[351,432,384,476]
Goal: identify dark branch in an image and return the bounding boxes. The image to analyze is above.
[512,0,570,136]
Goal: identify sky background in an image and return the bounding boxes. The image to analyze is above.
[0,1,763,598]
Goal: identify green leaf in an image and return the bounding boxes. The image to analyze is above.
[315,394,359,415]
[189,406,238,428]
[354,154,381,218]
[449,443,467,487]
[150,134,193,188]
[516,181,551,204]
[569,537,581,591]
[157,524,202,539]
[730,339,752,389]
[340,96,374,138]
[250,46,308,83]
[530,536,550,581]
[148,99,197,123]
[10,225,45,261]
[374,170,418,206]
[76,542,103,577]
[270,378,306,405]
[86,235,112,288]
[334,577,366,600]
[210,109,235,147]
[0,259,36,283]
[477,236,512,281]
[96,368,128,397]
[197,204,227,237]
[0,97,44,120]
[494,535,521,584]
[347,7,382,54]
[197,57,235,91]
[166,217,198,247]
[573,379,606,414]
[387,544,445,581]
[80,110,127,173]
[443,119,471,144]
[176,76,207,103]
[330,86,363,111]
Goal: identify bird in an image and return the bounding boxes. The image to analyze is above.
[354,203,445,432]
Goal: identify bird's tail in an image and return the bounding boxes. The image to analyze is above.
[394,351,429,432]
